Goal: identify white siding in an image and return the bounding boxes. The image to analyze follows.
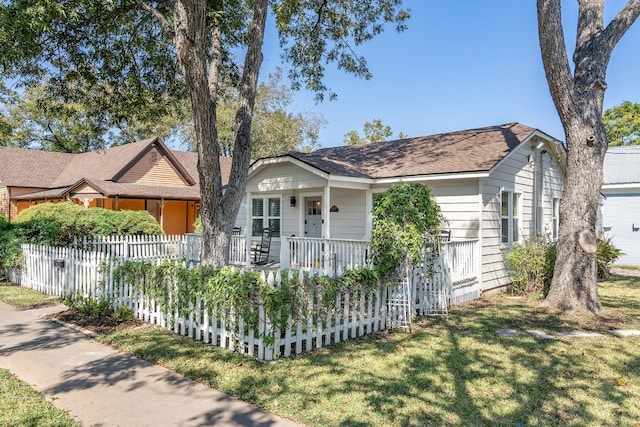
[430,180,480,240]
[329,188,367,240]
[481,142,565,293]
[246,163,326,192]
[601,189,640,265]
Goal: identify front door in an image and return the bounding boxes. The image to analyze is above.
[304,197,322,238]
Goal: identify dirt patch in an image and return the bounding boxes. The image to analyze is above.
[47,310,143,335]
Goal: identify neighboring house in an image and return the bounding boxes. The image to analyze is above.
[601,146,640,265]
[235,123,566,294]
[0,138,232,235]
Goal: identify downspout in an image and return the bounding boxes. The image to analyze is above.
[477,178,484,292]
[323,185,330,238]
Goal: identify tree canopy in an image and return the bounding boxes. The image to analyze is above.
[0,0,410,265]
[603,100,640,146]
[343,118,404,145]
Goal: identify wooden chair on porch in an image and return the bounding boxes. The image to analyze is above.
[251,227,272,265]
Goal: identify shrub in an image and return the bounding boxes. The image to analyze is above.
[370,183,444,280]
[13,202,85,225]
[0,202,163,271]
[113,305,134,322]
[596,237,623,280]
[506,235,556,296]
[0,214,9,231]
[64,293,112,317]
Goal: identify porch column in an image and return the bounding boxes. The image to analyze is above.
[160,198,166,232]
[365,189,373,240]
[245,192,252,267]
[323,186,330,238]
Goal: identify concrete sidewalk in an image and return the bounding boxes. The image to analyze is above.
[0,302,299,427]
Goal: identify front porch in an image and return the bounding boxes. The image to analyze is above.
[186,234,481,303]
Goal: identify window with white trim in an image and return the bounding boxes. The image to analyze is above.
[252,197,281,237]
[552,197,560,240]
[501,190,520,245]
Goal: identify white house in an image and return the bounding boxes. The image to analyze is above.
[233,123,566,298]
[601,146,640,265]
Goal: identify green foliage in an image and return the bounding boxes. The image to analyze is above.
[0,202,162,271]
[107,260,382,347]
[596,237,624,279]
[64,293,112,317]
[343,118,400,145]
[0,1,407,147]
[506,236,556,296]
[371,183,444,280]
[14,202,163,237]
[213,69,326,157]
[193,216,202,233]
[506,237,623,292]
[0,214,8,231]
[603,100,640,146]
[113,305,134,322]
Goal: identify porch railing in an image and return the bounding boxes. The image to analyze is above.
[281,237,479,286]
[280,236,371,274]
[441,240,479,285]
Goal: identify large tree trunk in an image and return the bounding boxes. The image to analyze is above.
[173,0,268,266]
[537,0,640,312]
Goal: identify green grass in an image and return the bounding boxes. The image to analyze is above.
[0,369,79,427]
[0,280,61,308]
[98,275,640,426]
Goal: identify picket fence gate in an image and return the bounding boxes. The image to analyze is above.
[13,242,453,361]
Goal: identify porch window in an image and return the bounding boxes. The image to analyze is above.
[501,190,520,245]
[552,198,560,240]
[252,197,281,237]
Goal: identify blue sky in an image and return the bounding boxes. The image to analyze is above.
[259,1,640,148]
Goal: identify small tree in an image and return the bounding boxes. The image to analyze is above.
[370,183,444,280]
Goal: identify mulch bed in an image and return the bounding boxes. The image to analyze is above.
[47,310,143,335]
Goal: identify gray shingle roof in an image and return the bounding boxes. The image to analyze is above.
[283,123,537,179]
[0,146,74,187]
[603,146,640,185]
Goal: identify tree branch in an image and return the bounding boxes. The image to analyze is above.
[208,26,222,103]
[136,1,175,37]
[537,0,576,125]
[600,0,640,55]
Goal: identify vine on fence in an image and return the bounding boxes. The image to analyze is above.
[103,260,382,347]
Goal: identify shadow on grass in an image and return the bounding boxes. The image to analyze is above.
[100,280,640,426]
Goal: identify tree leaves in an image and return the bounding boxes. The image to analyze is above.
[603,100,640,146]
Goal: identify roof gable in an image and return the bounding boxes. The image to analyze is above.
[113,139,194,186]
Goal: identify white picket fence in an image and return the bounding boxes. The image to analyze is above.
[77,235,186,260]
[185,233,246,266]
[12,242,455,360]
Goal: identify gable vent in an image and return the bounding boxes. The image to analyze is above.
[150,151,158,164]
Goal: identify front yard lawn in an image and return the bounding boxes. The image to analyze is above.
[97,276,640,426]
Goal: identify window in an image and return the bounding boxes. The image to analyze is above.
[501,190,520,245]
[552,198,560,240]
[252,197,281,237]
